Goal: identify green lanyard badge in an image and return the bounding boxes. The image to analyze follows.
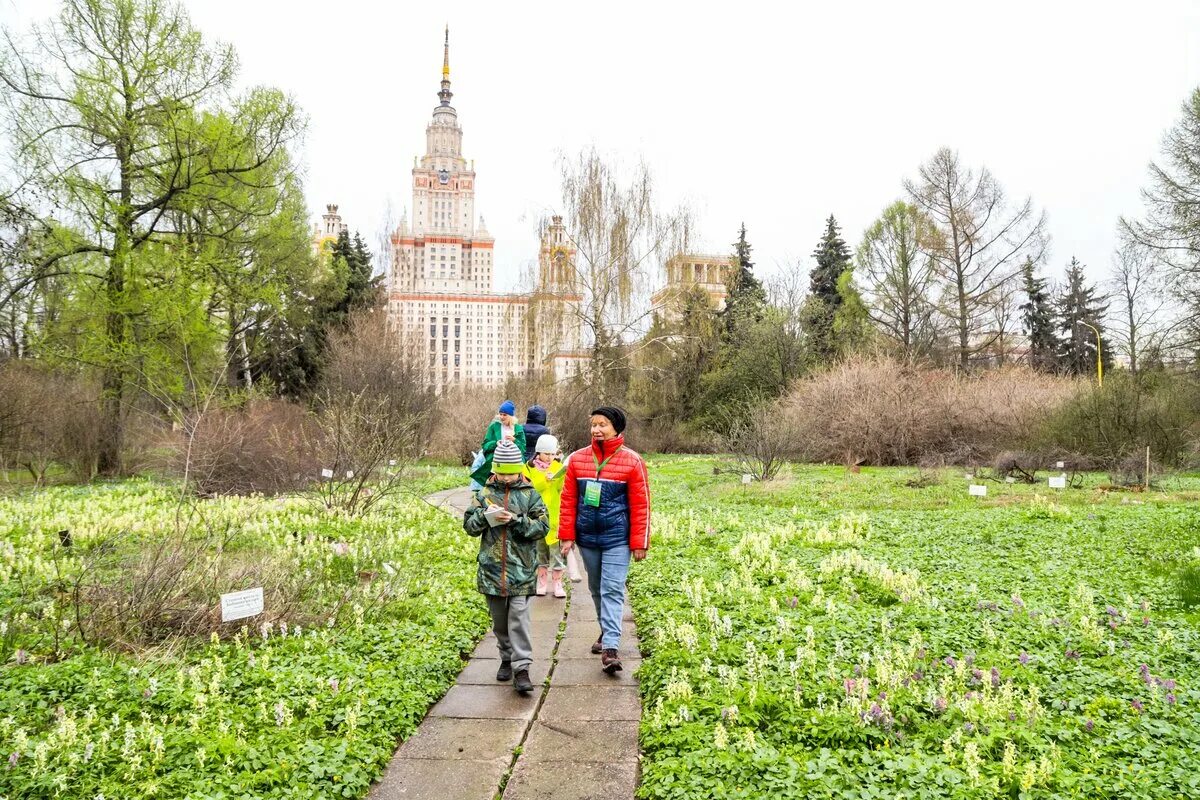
[585,445,621,508]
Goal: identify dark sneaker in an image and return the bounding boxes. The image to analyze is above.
[591,637,603,655]
[513,668,534,694]
[496,661,512,682]
[601,649,623,674]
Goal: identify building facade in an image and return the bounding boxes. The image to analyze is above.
[649,253,735,320]
[311,203,348,253]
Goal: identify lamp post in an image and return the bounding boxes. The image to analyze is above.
[1079,321,1103,387]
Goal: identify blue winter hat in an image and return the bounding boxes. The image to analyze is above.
[498,400,516,416]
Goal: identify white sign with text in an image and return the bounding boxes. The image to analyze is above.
[969,484,988,497]
[1049,475,1067,489]
[220,587,264,623]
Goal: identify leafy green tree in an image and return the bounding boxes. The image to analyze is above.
[1019,256,1058,371]
[0,0,305,473]
[857,201,939,359]
[1055,257,1111,377]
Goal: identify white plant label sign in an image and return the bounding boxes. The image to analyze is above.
[345,470,354,479]
[1049,475,1067,489]
[1005,477,1016,484]
[969,484,988,497]
[388,460,397,467]
[742,474,753,485]
[320,468,333,479]
[220,587,264,623]
[1056,461,1065,469]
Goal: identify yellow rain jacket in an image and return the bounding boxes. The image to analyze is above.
[523,458,565,545]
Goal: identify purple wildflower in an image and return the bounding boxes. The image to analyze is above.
[7,752,17,768]
[844,678,856,696]
[1139,664,1152,684]
[1008,712,1016,722]
[963,722,975,734]
[970,668,983,685]
[329,677,340,694]
[1011,593,1025,610]
[14,650,27,665]
[991,667,1001,688]
[1019,651,1031,666]
[965,653,976,667]
[912,669,924,682]
[1167,693,1178,705]
[1085,719,1094,732]
[787,596,799,609]
[1106,605,1119,617]
[878,692,888,701]
[1143,617,1151,626]
[1163,679,1177,691]
[1131,699,1144,713]
[917,648,927,660]
[944,656,958,669]
[934,697,948,713]
[1065,649,1081,661]
[1109,620,1119,631]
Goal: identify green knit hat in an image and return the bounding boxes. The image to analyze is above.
[492,440,525,474]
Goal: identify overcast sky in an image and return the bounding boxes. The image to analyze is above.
[4,0,1200,291]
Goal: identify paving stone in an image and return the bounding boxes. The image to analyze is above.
[520,719,639,763]
[372,756,507,800]
[567,603,634,622]
[502,758,638,800]
[529,598,569,621]
[397,718,526,761]
[539,686,641,722]
[457,658,551,685]
[556,629,639,659]
[552,657,640,686]
[429,684,539,721]
[475,632,555,661]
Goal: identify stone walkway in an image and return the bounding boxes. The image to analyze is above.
[369,487,641,800]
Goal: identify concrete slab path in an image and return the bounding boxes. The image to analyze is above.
[368,485,642,800]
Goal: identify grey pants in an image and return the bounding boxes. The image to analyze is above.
[486,594,533,671]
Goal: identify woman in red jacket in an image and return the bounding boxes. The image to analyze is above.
[558,406,649,674]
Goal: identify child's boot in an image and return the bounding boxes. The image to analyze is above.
[535,567,548,596]
[552,569,566,598]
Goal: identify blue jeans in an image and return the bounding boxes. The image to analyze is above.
[576,544,630,650]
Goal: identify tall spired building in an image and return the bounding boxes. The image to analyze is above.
[387,29,585,389]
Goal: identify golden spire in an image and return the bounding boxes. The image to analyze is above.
[442,25,450,80]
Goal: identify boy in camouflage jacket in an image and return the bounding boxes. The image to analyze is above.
[463,439,549,694]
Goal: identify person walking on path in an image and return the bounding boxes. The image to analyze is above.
[521,404,551,462]
[470,400,526,489]
[463,439,549,694]
[558,406,650,674]
[524,434,568,598]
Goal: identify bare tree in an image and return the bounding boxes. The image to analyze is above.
[534,148,691,397]
[1120,89,1200,355]
[904,148,1048,368]
[1108,235,1182,373]
[856,200,939,359]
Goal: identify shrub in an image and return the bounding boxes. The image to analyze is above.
[0,361,102,482]
[778,357,1079,466]
[1031,370,1200,468]
[724,397,804,480]
[173,398,318,496]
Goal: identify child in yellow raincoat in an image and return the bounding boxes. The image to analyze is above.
[524,434,567,598]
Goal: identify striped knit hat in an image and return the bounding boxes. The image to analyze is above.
[492,439,525,474]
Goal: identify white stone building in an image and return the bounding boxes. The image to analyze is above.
[383,29,585,390]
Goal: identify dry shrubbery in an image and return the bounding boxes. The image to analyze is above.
[174,398,318,497]
[777,357,1080,466]
[0,360,103,482]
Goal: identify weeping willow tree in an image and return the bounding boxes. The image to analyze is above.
[531,148,691,400]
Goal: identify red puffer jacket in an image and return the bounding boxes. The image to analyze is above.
[559,435,650,551]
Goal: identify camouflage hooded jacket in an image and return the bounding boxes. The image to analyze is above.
[463,476,550,596]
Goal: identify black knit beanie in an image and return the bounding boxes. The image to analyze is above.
[591,406,627,434]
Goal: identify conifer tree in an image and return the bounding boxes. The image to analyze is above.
[1019,256,1058,371]
[720,223,766,340]
[804,215,853,360]
[1055,257,1111,377]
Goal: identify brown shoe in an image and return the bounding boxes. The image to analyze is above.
[590,637,603,655]
[601,649,623,674]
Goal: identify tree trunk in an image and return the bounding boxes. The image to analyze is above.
[98,136,133,476]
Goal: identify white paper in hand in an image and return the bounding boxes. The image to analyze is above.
[484,506,509,527]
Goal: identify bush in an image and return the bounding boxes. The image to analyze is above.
[1031,370,1200,468]
[778,357,1079,466]
[0,361,102,482]
[173,398,318,496]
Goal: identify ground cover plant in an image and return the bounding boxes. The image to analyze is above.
[0,465,481,800]
[630,457,1200,799]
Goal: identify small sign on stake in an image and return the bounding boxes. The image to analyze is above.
[742,474,753,485]
[969,484,988,497]
[345,470,354,479]
[388,459,397,467]
[1055,460,1065,469]
[320,468,333,479]
[1049,475,1067,489]
[220,587,264,623]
